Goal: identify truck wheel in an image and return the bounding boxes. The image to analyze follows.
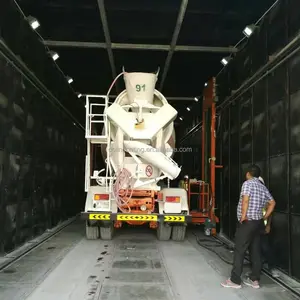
[86,222,99,240]
[100,224,114,240]
[171,225,186,241]
[157,223,172,241]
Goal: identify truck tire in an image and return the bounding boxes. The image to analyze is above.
[157,223,172,241]
[100,224,114,240]
[86,223,99,240]
[171,225,186,241]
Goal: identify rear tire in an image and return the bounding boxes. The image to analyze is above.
[171,225,186,241]
[100,224,114,240]
[157,223,172,241]
[86,223,99,240]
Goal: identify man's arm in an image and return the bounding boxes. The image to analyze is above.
[264,200,276,220]
[266,212,272,226]
[264,189,276,221]
[240,182,251,222]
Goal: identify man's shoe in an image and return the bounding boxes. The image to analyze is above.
[244,271,251,277]
[221,279,242,289]
[243,277,260,289]
[270,269,280,278]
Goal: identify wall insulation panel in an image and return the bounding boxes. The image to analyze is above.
[178,0,300,280]
[0,1,85,254]
[0,53,85,253]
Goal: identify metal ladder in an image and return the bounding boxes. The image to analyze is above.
[85,95,108,144]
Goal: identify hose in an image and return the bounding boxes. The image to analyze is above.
[112,168,134,213]
[192,232,234,265]
[106,72,125,99]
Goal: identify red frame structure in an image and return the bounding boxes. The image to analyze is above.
[188,77,221,233]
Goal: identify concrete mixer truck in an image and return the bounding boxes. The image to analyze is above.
[81,69,192,241]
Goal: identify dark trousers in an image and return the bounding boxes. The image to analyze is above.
[230,219,263,284]
[260,233,275,270]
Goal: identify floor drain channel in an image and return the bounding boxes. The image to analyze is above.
[3,269,16,274]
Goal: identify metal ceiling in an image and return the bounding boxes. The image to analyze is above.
[16,0,275,117]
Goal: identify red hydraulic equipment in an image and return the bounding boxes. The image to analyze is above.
[186,77,221,235]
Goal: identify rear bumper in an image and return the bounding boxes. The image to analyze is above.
[81,212,192,223]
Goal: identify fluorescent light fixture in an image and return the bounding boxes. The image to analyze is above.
[243,24,256,38]
[179,117,183,121]
[221,56,231,66]
[27,16,40,30]
[66,76,73,84]
[77,93,82,98]
[194,97,199,102]
[49,51,59,61]
[187,107,190,111]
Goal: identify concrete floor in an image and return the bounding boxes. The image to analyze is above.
[0,220,298,300]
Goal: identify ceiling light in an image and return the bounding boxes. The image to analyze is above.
[66,76,73,84]
[204,82,208,87]
[194,97,199,102]
[221,56,231,66]
[187,107,190,111]
[179,117,183,121]
[27,16,40,30]
[49,51,59,61]
[243,24,256,38]
[77,93,82,98]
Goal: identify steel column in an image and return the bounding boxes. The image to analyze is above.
[228,107,231,237]
[43,40,238,53]
[0,85,15,253]
[159,0,189,91]
[96,0,119,92]
[15,83,31,245]
[286,60,292,276]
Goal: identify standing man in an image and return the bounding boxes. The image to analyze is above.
[245,176,280,278]
[221,164,276,289]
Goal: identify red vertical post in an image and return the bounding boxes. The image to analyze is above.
[210,102,216,222]
[201,109,205,181]
[201,107,205,211]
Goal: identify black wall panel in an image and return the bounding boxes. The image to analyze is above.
[177,0,300,280]
[290,90,300,153]
[290,153,300,214]
[253,80,267,161]
[0,54,85,252]
[220,108,230,235]
[249,18,268,74]
[239,92,252,164]
[269,100,286,156]
[288,0,300,40]
[269,155,288,212]
[215,2,299,279]
[271,212,289,273]
[267,0,288,56]
[291,214,300,279]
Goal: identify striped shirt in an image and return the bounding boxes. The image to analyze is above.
[237,177,273,221]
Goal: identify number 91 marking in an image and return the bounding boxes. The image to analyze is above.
[136,84,146,92]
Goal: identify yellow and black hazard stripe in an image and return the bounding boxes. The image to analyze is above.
[81,212,192,223]
[88,213,110,220]
[117,214,158,221]
[164,215,185,222]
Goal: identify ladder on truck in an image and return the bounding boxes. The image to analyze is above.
[85,94,109,145]
[84,95,113,194]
